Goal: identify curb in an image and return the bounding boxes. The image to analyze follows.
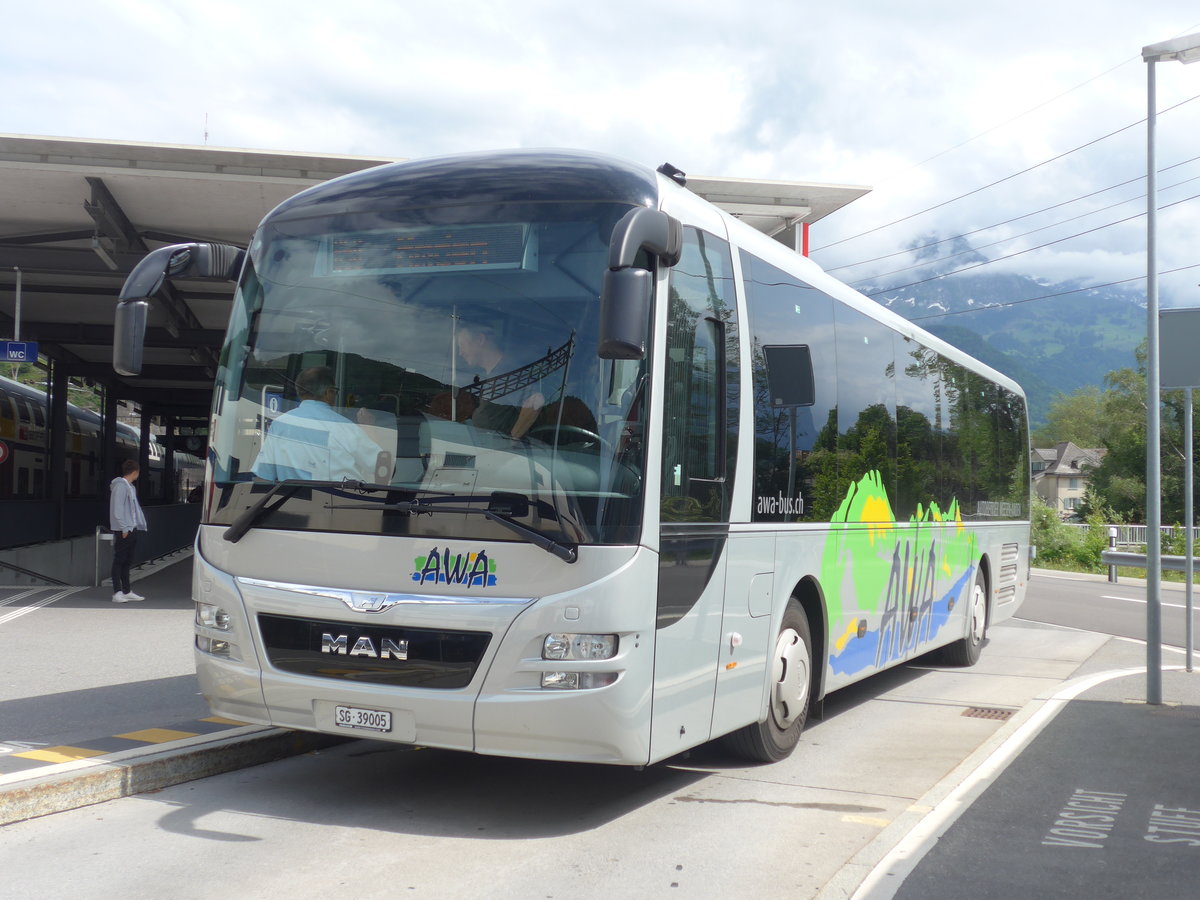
[0,725,346,827]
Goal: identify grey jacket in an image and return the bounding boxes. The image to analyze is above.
[109,476,148,533]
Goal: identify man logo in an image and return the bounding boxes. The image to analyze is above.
[347,594,388,612]
[321,633,409,660]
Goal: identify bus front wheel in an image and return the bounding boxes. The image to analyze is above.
[724,601,812,763]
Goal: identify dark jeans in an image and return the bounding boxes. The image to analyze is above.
[111,531,139,594]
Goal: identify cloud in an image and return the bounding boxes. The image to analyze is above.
[3,0,1199,296]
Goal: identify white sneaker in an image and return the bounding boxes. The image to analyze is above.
[124,591,145,601]
[112,592,132,603]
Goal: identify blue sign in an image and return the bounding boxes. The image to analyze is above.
[2,341,38,362]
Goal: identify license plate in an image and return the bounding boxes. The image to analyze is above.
[334,705,392,733]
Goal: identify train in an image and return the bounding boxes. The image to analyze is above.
[0,374,203,502]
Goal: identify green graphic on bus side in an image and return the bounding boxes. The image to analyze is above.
[822,471,977,675]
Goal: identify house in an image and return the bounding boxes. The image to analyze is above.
[1031,442,1106,518]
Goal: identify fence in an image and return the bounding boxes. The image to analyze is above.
[1066,523,1200,546]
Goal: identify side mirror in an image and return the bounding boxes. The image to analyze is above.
[113,242,245,376]
[598,208,682,361]
[598,268,653,360]
[114,299,149,376]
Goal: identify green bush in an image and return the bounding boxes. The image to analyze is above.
[1163,525,1189,556]
[1031,498,1106,573]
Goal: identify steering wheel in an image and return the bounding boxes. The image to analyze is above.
[528,425,610,453]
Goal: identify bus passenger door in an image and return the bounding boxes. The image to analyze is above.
[710,533,775,740]
[651,526,727,760]
[649,225,740,761]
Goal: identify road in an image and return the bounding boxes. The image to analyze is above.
[1,613,1113,900]
[3,565,1193,899]
[1019,569,1200,652]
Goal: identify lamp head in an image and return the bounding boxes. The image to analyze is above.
[1143,32,1200,64]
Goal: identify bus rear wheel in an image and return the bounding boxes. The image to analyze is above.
[724,601,812,763]
[939,569,987,667]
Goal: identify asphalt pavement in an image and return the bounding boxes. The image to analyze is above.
[3,564,1199,898]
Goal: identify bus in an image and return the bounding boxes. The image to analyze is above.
[113,149,1030,765]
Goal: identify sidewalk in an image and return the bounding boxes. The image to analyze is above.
[0,554,338,826]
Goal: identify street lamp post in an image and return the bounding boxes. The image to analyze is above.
[1141,32,1200,705]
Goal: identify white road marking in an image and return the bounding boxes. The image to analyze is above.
[1102,594,1198,612]
[0,589,42,608]
[0,587,85,625]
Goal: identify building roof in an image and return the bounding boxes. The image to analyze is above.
[0,134,870,419]
[1031,442,1106,478]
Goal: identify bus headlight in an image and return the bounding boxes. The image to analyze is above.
[543,633,617,660]
[541,671,619,690]
[195,635,240,660]
[195,602,231,631]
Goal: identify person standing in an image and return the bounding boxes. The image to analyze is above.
[109,459,148,603]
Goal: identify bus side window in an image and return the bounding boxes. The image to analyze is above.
[661,228,738,523]
[742,250,836,523]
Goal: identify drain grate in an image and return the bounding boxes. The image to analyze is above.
[962,706,1015,721]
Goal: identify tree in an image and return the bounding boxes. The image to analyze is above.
[1078,341,1200,525]
[1031,385,1107,447]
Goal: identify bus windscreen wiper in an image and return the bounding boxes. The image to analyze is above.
[223,479,382,543]
[329,487,577,564]
[395,493,578,564]
[227,482,578,563]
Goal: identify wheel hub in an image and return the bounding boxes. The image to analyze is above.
[969,582,987,643]
[771,628,809,729]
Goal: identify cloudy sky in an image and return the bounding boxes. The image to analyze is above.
[5,1,1200,306]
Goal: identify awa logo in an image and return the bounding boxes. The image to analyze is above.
[411,548,497,588]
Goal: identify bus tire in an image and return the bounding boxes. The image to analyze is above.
[939,569,987,667]
[724,601,812,763]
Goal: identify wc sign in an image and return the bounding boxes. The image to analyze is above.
[3,342,38,362]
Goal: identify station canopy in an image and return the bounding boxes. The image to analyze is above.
[0,134,869,420]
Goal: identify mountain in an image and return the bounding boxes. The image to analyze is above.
[850,246,1143,429]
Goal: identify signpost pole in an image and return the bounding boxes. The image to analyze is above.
[1187,388,1194,672]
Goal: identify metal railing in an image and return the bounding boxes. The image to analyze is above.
[1100,550,1200,573]
[1067,523,1200,546]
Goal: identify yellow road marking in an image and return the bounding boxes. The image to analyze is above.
[200,716,246,725]
[842,815,892,828]
[15,746,108,763]
[115,728,199,743]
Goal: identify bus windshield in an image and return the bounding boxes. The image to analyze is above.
[207,200,648,547]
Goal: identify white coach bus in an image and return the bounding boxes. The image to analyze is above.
[113,150,1030,765]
